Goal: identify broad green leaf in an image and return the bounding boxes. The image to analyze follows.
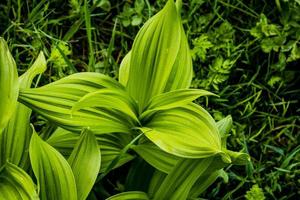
[153,158,214,200]
[140,103,224,159]
[29,129,77,200]
[72,88,139,123]
[0,162,38,200]
[47,128,134,173]
[131,144,179,173]
[189,169,226,197]
[68,129,101,200]
[0,52,46,168]
[19,73,134,135]
[125,0,192,112]
[119,51,131,86]
[106,191,149,200]
[0,38,19,131]
[141,89,216,118]
[148,170,166,199]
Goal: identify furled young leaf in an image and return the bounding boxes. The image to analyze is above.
[141,89,216,118]
[47,128,134,173]
[106,191,149,200]
[19,73,134,135]
[0,52,46,168]
[0,38,19,131]
[68,129,101,200]
[131,144,179,173]
[119,51,131,86]
[123,0,192,112]
[29,129,77,200]
[0,162,38,200]
[140,103,224,159]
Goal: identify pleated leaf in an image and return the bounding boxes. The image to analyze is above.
[124,0,192,112]
[131,144,179,173]
[47,128,134,173]
[72,88,139,123]
[29,129,77,200]
[119,51,131,86]
[0,52,46,168]
[153,158,214,200]
[0,38,19,131]
[0,162,38,200]
[106,191,149,200]
[141,89,215,118]
[19,73,134,135]
[68,129,101,200]
[141,103,224,159]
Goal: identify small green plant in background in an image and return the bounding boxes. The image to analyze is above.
[245,184,266,200]
[0,0,249,199]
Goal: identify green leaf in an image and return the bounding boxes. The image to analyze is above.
[141,89,216,118]
[47,128,134,173]
[0,38,19,131]
[0,52,46,168]
[19,73,133,135]
[140,103,223,159]
[119,51,131,86]
[106,191,149,200]
[68,129,101,200]
[153,158,214,200]
[124,0,192,112]
[131,144,179,173]
[29,128,77,200]
[0,162,38,200]
[72,88,139,123]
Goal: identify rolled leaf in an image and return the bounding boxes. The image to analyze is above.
[123,0,192,112]
[68,129,101,200]
[0,52,46,168]
[29,129,77,200]
[0,162,38,200]
[19,73,134,135]
[0,38,19,131]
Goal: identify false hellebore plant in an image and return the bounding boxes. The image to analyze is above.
[0,0,249,199]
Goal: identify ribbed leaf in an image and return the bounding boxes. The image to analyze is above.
[119,51,131,86]
[47,128,134,173]
[131,144,179,173]
[72,88,139,123]
[153,158,214,200]
[125,0,192,112]
[19,73,134,135]
[0,52,46,167]
[0,162,38,200]
[0,38,19,131]
[141,103,224,159]
[29,129,77,200]
[141,89,215,118]
[68,129,101,200]
[106,191,149,200]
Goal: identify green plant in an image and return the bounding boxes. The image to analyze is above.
[0,0,249,199]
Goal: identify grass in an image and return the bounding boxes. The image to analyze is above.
[0,0,299,199]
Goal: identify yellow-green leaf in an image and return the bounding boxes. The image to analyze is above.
[29,129,77,200]
[106,191,149,200]
[68,129,101,200]
[0,38,19,131]
[0,162,38,200]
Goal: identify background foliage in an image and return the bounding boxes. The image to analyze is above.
[0,0,299,199]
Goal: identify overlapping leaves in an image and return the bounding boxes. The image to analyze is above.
[0,0,250,199]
